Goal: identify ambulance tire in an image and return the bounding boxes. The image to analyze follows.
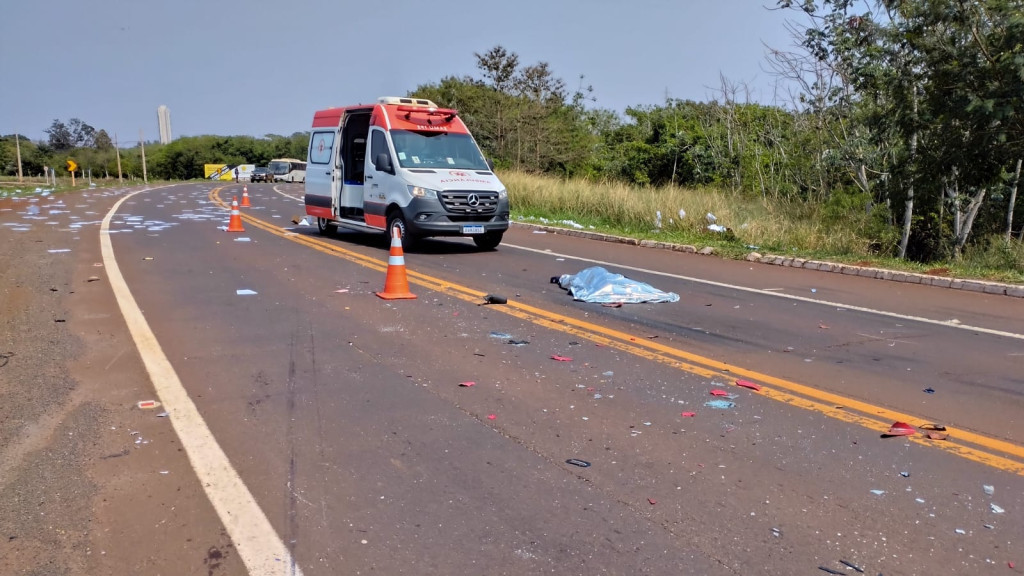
[473,231,503,251]
[316,217,337,236]
[386,211,417,251]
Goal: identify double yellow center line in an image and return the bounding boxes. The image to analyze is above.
[212,187,1024,476]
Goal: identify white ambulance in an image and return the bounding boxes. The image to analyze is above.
[303,97,510,249]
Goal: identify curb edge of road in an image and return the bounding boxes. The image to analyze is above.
[509,221,1024,299]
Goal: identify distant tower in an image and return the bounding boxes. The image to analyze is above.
[157,105,172,144]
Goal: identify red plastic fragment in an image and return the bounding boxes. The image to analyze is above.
[551,355,573,362]
[137,400,160,409]
[647,498,657,505]
[680,412,697,417]
[886,421,916,436]
[735,380,762,392]
[487,414,496,420]
[459,381,476,387]
[710,389,730,397]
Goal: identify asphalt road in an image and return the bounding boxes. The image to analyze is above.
[4,181,1023,575]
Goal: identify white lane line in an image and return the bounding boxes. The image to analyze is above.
[272,184,303,203]
[102,190,303,576]
[505,242,1024,341]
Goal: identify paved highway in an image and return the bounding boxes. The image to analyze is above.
[7,182,1022,575]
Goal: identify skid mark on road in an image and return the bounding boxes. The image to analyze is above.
[104,189,304,576]
[213,188,1024,477]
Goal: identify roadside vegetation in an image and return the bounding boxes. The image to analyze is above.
[504,170,1024,284]
[3,1,1022,281]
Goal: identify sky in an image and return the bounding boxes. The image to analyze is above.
[0,0,801,144]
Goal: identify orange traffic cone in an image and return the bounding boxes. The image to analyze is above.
[376,227,416,300]
[240,185,252,207]
[226,196,245,232]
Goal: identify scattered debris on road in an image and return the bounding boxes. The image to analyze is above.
[136,400,161,409]
[735,380,762,392]
[839,560,865,573]
[884,421,916,436]
[565,459,591,468]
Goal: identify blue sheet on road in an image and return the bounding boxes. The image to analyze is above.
[555,266,680,304]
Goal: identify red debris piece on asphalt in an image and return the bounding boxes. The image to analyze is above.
[681,412,697,417]
[551,355,573,362]
[886,421,916,436]
[710,389,730,397]
[459,381,476,387]
[487,414,497,420]
[137,400,160,409]
[1008,561,1014,569]
[926,431,949,440]
[647,498,657,505]
[735,380,762,392]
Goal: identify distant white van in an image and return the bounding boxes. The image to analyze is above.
[303,97,509,249]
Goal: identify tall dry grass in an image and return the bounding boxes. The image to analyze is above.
[501,171,874,256]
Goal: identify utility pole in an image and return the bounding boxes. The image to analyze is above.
[115,133,123,185]
[139,129,148,184]
[15,133,23,182]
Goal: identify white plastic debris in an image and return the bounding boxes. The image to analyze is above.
[990,503,1005,514]
[706,212,717,224]
[983,484,995,496]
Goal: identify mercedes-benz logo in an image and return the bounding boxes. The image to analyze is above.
[467,193,480,207]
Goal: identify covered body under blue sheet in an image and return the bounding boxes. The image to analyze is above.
[556,266,680,304]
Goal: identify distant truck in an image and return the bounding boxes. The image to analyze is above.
[303,96,509,249]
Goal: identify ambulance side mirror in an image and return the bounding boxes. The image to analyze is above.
[486,158,495,171]
[374,153,394,174]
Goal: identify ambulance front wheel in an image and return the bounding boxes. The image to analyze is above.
[473,231,503,251]
[316,217,337,236]
[387,212,417,250]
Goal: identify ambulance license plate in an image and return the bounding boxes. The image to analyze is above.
[462,225,484,234]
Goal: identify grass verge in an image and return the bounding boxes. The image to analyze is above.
[502,171,1024,285]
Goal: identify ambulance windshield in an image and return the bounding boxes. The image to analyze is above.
[390,130,489,171]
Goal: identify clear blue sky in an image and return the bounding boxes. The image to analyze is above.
[0,0,799,143]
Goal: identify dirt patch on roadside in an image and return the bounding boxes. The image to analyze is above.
[0,196,96,575]
[0,187,244,576]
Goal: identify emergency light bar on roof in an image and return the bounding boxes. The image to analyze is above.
[395,105,459,124]
[378,96,438,107]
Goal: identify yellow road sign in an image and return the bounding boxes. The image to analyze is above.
[66,159,78,172]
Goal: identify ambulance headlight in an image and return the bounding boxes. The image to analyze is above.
[497,188,507,198]
[408,185,438,198]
